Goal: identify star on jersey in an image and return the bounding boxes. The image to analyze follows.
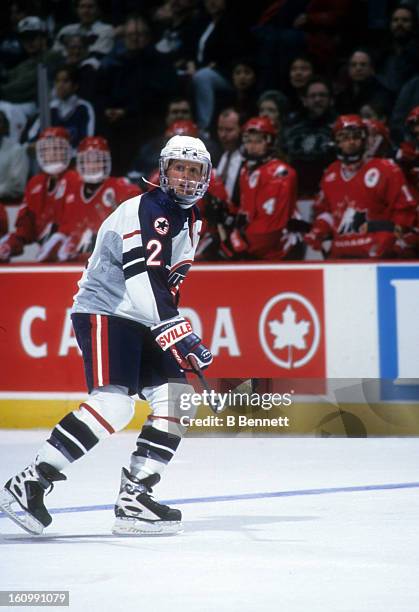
[154,217,170,236]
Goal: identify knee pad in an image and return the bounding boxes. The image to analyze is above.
[76,385,135,439]
[142,382,197,436]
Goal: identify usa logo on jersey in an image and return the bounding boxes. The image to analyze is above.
[154,217,170,235]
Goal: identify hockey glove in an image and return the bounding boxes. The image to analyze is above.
[0,241,11,261]
[151,317,213,371]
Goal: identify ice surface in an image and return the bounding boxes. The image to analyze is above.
[0,432,418,612]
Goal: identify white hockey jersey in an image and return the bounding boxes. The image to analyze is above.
[72,188,202,326]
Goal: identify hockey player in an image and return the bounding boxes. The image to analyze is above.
[229,116,299,260]
[305,114,416,258]
[53,136,141,261]
[146,120,234,261]
[396,106,419,201]
[394,106,419,256]
[0,127,77,262]
[145,120,201,187]
[0,135,213,536]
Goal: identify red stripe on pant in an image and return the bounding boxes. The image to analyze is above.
[80,402,115,434]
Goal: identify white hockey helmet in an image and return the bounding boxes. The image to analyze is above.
[77,136,111,183]
[36,127,71,176]
[159,135,211,208]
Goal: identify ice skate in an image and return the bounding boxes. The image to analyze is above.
[112,468,182,535]
[0,462,66,535]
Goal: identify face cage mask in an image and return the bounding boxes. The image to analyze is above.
[159,156,211,208]
[36,138,71,176]
[77,150,112,184]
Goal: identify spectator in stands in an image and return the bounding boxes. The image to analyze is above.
[228,116,300,261]
[54,136,141,261]
[127,96,195,183]
[0,0,27,70]
[166,95,194,125]
[391,74,419,143]
[215,107,243,206]
[376,5,419,94]
[27,66,95,150]
[53,0,114,59]
[0,17,61,112]
[254,1,351,90]
[0,127,78,262]
[335,48,393,116]
[359,99,389,123]
[305,114,416,259]
[98,14,179,174]
[0,100,26,143]
[58,34,100,104]
[284,54,314,123]
[154,0,200,72]
[0,110,29,203]
[226,57,259,124]
[187,0,246,133]
[283,76,336,197]
[257,89,289,153]
[257,90,287,131]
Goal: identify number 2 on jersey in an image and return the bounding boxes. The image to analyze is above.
[146,239,162,266]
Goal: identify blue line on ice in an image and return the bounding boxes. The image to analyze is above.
[1,481,419,518]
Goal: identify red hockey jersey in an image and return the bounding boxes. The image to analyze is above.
[56,176,142,261]
[238,158,297,259]
[2,169,79,258]
[309,157,416,258]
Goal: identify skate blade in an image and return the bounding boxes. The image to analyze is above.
[112,517,183,536]
[0,488,44,535]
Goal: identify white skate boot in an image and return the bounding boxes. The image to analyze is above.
[112,468,182,535]
[0,463,66,535]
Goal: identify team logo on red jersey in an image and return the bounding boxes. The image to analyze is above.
[154,217,170,235]
[103,188,116,208]
[258,292,321,369]
[364,168,380,188]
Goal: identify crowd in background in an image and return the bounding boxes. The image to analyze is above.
[0,0,419,262]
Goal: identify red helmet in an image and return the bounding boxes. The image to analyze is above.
[333,114,367,137]
[39,126,70,141]
[406,106,419,129]
[242,116,277,137]
[77,136,111,183]
[36,126,71,176]
[165,120,199,138]
[333,115,367,163]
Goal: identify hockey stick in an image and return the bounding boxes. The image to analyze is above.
[187,357,223,414]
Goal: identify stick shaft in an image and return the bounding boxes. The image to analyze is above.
[187,358,221,414]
